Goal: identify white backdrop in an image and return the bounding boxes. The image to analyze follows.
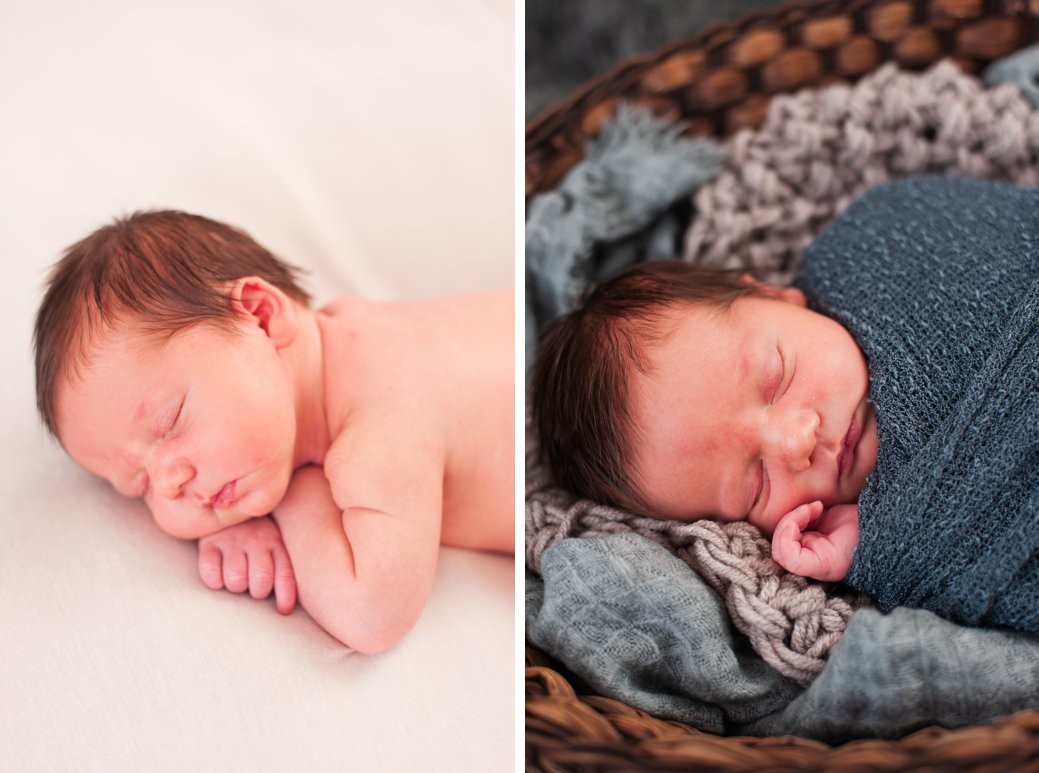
[0,1,515,770]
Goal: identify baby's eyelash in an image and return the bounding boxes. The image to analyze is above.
[772,347,796,406]
[752,460,769,514]
[769,348,785,404]
[162,398,185,439]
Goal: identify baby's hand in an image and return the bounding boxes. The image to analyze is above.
[770,501,859,582]
[197,516,297,615]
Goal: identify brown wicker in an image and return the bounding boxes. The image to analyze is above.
[526,0,1039,199]
[528,647,1039,771]
[526,0,1039,769]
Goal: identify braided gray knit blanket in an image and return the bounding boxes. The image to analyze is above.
[684,61,1039,284]
[797,176,1039,632]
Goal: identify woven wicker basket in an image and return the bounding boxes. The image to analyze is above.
[525,0,1039,769]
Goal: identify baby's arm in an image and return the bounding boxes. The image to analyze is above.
[197,516,297,614]
[271,431,442,653]
[770,501,859,582]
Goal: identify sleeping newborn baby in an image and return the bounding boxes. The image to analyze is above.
[532,258,877,582]
[534,176,1039,635]
[34,210,513,653]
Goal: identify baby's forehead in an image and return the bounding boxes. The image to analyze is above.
[626,300,730,365]
[58,315,187,405]
[74,310,233,364]
[64,313,154,373]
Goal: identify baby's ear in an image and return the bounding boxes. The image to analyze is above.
[227,277,298,347]
[773,286,807,307]
[738,274,807,307]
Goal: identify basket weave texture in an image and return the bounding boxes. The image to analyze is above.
[526,0,1039,198]
[526,0,1039,769]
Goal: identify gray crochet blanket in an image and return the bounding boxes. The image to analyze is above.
[796,176,1039,631]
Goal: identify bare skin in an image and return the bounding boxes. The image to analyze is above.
[57,278,513,653]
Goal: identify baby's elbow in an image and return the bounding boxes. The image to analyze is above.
[318,585,427,654]
[346,616,414,654]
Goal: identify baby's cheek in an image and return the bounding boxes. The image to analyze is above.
[246,413,294,468]
[241,469,294,519]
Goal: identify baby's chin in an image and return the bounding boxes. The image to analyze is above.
[219,487,284,524]
[150,495,280,541]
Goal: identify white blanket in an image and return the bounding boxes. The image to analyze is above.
[0,1,515,769]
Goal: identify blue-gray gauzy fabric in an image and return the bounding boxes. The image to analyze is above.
[983,43,1039,107]
[525,106,727,380]
[795,176,1039,632]
[528,533,1039,742]
[749,605,1039,742]
[526,533,803,734]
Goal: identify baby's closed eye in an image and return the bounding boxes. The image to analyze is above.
[159,396,186,440]
[767,345,793,405]
[751,461,770,515]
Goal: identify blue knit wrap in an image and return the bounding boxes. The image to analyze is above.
[795,176,1039,632]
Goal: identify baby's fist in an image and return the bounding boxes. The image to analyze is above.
[771,501,858,582]
[198,516,297,614]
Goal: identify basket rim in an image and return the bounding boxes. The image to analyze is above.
[525,0,1039,198]
[527,652,1039,766]
[526,0,845,138]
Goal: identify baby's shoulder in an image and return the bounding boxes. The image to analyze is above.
[322,398,447,511]
[317,290,511,340]
[316,298,411,368]
[316,297,448,429]
[316,295,438,341]
[316,295,379,328]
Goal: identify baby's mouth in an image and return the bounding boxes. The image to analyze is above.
[207,480,237,509]
[837,410,863,480]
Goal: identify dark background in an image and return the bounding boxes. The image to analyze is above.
[525,0,785,121]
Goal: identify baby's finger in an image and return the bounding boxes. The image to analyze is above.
[272,544,297,615]
[247,551,275,601]
[788,500,824,531]
[771,518,802,570]
[222,550,249,594]
[198,542,225,590]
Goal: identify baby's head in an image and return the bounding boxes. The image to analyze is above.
[532,260,878,535]
[34,210,313,538]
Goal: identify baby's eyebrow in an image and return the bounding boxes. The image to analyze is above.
[738,332,770,400]
[133,400,152,423]
[134,397,171,436]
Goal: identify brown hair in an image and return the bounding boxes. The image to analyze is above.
[34,210,312,437]
[531,259,763,512]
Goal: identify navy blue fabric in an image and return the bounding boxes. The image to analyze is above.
[795,176,1039,631]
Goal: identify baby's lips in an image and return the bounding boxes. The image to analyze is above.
[208,480,238,508]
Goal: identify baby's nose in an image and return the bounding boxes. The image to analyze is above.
[763,407,820,471]
[153,459,196,499]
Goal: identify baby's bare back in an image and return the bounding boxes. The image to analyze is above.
[317,291,514,553]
